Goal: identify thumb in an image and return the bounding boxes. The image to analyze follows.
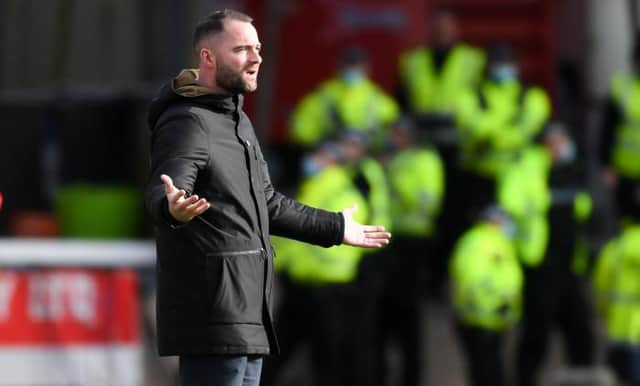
[342,203,358,218]
[161,174,176,194]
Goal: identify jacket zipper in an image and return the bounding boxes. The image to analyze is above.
[206,248,264,257]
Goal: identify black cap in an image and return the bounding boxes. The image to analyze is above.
[488,42,515,65]
[341,46,368,67]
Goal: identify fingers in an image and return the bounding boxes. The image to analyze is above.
[362,225,387,233]
[165,186,211,222]
[169,189,187,204]
[161,174,176,194]
[364,231,392,240]
[360,238,389,247]
[185,197,210,213]
[192,200,211,214]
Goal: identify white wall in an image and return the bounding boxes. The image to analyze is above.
[588,0,634,97]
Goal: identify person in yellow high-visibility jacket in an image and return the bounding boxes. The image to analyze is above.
[290,47,399,153]
[513,127,596,386]
[397,9,486,302]
[450,205,523,386]
[593,224,640,386]
[397,8,485,137]
[457,43,551,219]
[599,34,640,227]
[364,125,445,386]
[262,133,391,386]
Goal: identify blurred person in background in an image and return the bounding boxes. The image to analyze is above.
[514,126,595,386]
[456,42,551,221]
[144,9,390,386]
[449,204,523,386]
[367,123,444,386]
[263,132,391,386]
[397,7,485,141]
[593,223,640,386]
[397,7,485,298]
[599,33,640,228]
[290,47,400,154]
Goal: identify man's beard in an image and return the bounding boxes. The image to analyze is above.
[216,61,257,95]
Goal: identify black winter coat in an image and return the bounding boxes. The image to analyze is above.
[145,73,344,356]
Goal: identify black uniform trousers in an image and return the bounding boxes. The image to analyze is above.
[361,237,429,386]
[516,265,595,386]
[457,324,506,386]
[615,176,640,224]
[261,275,365,386]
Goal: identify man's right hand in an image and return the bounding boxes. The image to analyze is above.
[161,174,210,223]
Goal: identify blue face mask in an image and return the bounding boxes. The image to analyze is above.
[341,68,365,85]
[491,64,518,83]
[302,156,323,177]
[557,141,576,164]
[500,218,517,239]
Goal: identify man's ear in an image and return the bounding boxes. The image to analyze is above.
[200,47,216,69]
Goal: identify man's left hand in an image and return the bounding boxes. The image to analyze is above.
[341,204,391,248]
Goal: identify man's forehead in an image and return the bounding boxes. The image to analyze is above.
[219,19,260,45]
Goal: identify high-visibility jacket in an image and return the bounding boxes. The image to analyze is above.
[497,146,551,267]
[387,146,445,237]
[570,190,593,275]
[450,222,523,331]
[399,44,485,116]
[290,77,399,149]
[457,80,551,178]
[274,158,390,284]
[610,73,640,178]
[593,226,640,345]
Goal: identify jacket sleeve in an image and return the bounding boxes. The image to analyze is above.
[145,111,209,228]
[255,142,344,247]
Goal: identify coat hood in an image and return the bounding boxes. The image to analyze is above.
[148,69,243,129]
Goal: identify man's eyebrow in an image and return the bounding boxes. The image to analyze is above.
[233,43,262,50]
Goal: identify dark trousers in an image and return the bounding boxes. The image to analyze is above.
[516,267,595,386]
[261,277,362,386]
[180,355,263,386]
[615,176,640,224]
[457,325,506,386]
[363,238,428,386]
[607,344,640,386]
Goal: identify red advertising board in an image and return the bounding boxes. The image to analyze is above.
[0,268,141,385]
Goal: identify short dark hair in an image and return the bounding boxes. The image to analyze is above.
[193,9,253,50]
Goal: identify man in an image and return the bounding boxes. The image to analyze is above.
[144,9,390,386]
[397,8,485,298]
[457,43,551,217]
[398,8,485,127]
[265,133,390,386]
[368,124,444,386]
[514,127,595,386]
[599,34,640,227]
[449,205,523,386]
[593,224,640,386]
[290,46,400,153]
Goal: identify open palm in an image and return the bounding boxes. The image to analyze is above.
[341,204,391,248]
[161,174,210,223]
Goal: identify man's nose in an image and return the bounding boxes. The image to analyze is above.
[250,50,262,64]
